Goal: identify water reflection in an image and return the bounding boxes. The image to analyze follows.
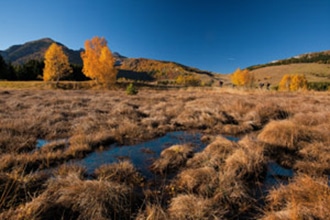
[79,131,206,177]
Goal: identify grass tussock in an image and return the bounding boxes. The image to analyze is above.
[0,88,329,219]
[186,135,237,169]
[258,119,320,150]
[150,144,194,174]
[223,136,265,181]
[6,174,133,220]
[174,166,218,196]
[54,164,87,179]
[0,171,49,212]
[244,103,290,129]
[261,174,330,220]
[210,138,265,216]
[168,194,225,220]
[94,160,143,186]
[135,204,169,220]
[294,142,330,176]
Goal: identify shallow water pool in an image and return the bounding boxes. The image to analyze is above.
[78,131,207,178]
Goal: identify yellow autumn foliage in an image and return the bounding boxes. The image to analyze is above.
[279,74,308,91]
[43,43,72,82]
[81,37,117,86]
[176,74,201,86]
[278,74,292,91]
[231,68,254,88]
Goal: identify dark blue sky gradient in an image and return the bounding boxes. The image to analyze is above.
[1,0,329,73]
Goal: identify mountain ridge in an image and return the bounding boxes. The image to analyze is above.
[247,50,330,71]
[0,38,216,83]
[1,38,329,85]
[0,38,83,65]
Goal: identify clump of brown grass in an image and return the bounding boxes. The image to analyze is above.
[214,174,253,216]
[258,120,319,150]
[222,99,256,121]
[0,171,49,212]
[64,141,92,159]
[244,103,290,129]
[69,123,115,155]
[294,142,330,176]
[261,174,330,220]
[0,119,37,154]
[220,122,254,135]
[0,154,17,173]
[292,111,330,127]
[186,135,237,169]
[209,137,265,217]
[39,139,69,154]
[54,164,87,179]
[11,173,133,220]
[135,204,169,220]
[0,152,57,174]
[257,119,326,168]
[223,138,265,181]
[168,194,226,219]
[174,166,218,197]
[150,144,194,174]
[94,160,144,186]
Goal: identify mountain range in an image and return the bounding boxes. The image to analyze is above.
[0,38,83,65]
[0,38,215,83]
[1,38,329,85]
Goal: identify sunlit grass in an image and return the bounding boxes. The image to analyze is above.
[0,87,329,219]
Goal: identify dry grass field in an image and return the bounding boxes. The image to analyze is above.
[250,63,330,85]
[0,86,329,219]
[213,63,330,88]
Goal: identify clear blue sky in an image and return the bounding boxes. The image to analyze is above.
[1,0,329,73]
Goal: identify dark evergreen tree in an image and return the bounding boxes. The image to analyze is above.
[15,60,44,80]
[0,55,8,79]
[62,64,89,81]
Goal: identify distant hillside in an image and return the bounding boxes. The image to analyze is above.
[0,38,216,83]
[117,58,214,82]
[245,50,330,87]
[0,38,83,65]
[248,50,330,71]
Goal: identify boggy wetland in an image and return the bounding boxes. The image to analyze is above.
[0,88,329,219]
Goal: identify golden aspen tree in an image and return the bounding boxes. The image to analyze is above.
[43,43,72,83]
[290,74,308,91]
[278,74,291,91]
[81,37,117,86]
[279,74,308,91]
[231,68,254,88]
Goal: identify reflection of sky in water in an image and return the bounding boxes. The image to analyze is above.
[263,161,294,190]
[36,139,69,150]
[36,139,49,148]
[267,162,294,177]
[79,131,208,178]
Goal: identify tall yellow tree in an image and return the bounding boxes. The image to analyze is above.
[81,37,117,86]
[279,74,308,91]
[43,43,72,83]
[290,74,308,91]
[231,68,255,88]
[278,74,291,91]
